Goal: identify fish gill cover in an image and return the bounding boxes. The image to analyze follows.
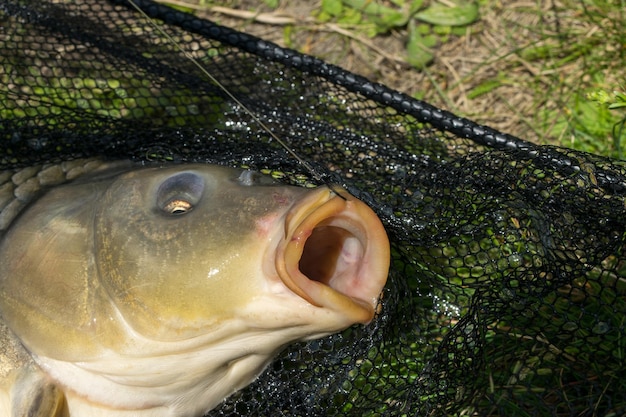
[1,0,625,416]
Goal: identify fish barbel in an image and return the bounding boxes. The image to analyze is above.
[0,161,389,417]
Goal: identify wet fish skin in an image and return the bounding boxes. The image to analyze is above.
[0,162,390,417]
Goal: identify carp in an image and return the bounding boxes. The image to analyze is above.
[0,161,390,417]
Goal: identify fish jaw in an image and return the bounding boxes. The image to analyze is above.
[273,185,390,327]
[32,322,318,417]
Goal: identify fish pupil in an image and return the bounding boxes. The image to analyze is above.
[164,199,192,215]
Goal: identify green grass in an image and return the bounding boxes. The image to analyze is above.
[505,0,626,160]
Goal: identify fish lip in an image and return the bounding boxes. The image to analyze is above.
[275,186,390,324]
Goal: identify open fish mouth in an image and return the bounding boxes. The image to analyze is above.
[276,186,390,324]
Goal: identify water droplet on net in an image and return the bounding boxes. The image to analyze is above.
[591,321,610,335]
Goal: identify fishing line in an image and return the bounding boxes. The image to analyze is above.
[126,0,345,196]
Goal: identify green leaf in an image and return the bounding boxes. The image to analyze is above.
[343,0,396,16]
[408,0,425,15]
[609,102,626,110]
[342,0,410,29]
[406,23,435,69]
[159,2,196,14]
[610,91,626,109]
[372,11,408,31]
[415,2,479,27]
[467,79,503,99]
[322,0,343,17]
[337,7,363,25]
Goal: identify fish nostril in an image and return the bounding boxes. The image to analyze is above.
[299,225,362,288]
[237,170,259,186]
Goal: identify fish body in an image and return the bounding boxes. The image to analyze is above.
[0,162,389,416]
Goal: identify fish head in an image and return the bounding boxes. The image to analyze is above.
[95,165,390,341]
[0,163,389,414]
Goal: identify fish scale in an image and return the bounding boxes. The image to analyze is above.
[0,159,112,231]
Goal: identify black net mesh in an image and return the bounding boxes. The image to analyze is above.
[1,1,625,416]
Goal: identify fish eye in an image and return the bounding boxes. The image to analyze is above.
[163,199,193,215]
[156,172,205,216]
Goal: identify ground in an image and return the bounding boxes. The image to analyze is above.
[159,0,625,158]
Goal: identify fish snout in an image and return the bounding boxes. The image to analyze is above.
[276,186,390,324]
